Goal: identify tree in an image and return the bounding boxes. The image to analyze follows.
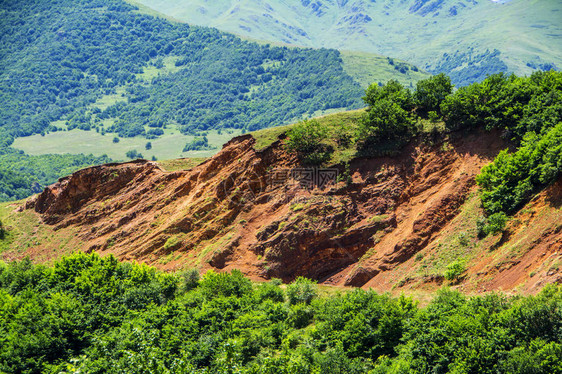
[113,137,120,143]
[125,150,143,159]
[414,73,453,115]
[145,142,152,150]
[356,99,413,155]
[363,79,414,112]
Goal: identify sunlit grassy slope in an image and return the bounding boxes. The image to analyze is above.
[131,0,562,82]
[12,127,241,161]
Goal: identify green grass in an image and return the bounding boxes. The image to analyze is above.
[12,127,242,161]
[91,87,127,111]
[341,51,431,89]
[157,158,207,172]
[136,56,182,82]
[252,108,366,165]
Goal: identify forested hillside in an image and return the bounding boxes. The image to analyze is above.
[0,0,363,143]
[1,253,562,373]
[133,0,562,85]
[0,0,372,201]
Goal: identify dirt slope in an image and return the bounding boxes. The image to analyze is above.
[2,130,561,293]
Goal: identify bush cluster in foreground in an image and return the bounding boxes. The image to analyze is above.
[1,253,561,373]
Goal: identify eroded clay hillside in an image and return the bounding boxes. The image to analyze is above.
[2,126,560,294]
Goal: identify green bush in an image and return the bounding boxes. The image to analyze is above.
[286,276,318,305]
[414,73,453,115]
[285,119,332,165]
[357,98,414,155]
[125,149,144,159]
[444,260,466,282]
[178,268,200,292]
[2,254,562,373]
[363,79,414,112]
[477,123,562,215]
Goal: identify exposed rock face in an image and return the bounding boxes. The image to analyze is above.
[10,129,562,293]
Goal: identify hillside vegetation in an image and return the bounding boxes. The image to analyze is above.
[280,71,562,220]
[1,252,562,373]
[0,0,366,202]
[133,0,562,85]
[0,0,364,142]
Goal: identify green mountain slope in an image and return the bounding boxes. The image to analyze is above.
[131,0,562,85]
[0,0,431,202]
[0,0,365,143]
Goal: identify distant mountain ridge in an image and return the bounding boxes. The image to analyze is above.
[131,0,562,85]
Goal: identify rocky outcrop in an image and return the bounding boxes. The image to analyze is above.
[7,127,561,293]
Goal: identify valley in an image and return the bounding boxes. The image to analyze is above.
[1,0,562,372]
[0,0,430,202]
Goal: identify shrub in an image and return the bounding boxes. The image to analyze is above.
[125,149,143,159]
[178,268,200,291]
[356,99,413,155]
[483,212,508,236]
[199,269,252,299]
[363,79,414,112]
[285,119,332,165]
[444,260,466,282]
[287,303,314,328]
[286,276,318,305]
[477,123,562,216]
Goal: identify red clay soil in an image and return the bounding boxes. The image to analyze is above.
[5,130,562,293]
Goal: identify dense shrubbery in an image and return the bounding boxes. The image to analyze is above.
[183,136,217,152]
[446,71,562,216]
[1,253,562,373]
[353,71,562,219]
[414,73,453,115]
[0,151,111,202]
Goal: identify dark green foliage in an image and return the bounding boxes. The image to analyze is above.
[0,219,4,239]
[436,71,562,216]
[1,254,562,373]
[313,290,417,360]
[477,123,562,215]
[357,80,416,155]
[125,149,143,159]
[362,79,414,112]
[357,99,414,155]
[285,119,332,165]
[414,73,453,115]
[441,71,562,139]
[0,151,111,202]
[183,136,217,152]
[286,276,318,305]
[0,253,177,373]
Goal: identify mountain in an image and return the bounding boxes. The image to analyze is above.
[1,115,559,294]
[3,70,561,293]
[0,0,431,201]
[131,0,562,85]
